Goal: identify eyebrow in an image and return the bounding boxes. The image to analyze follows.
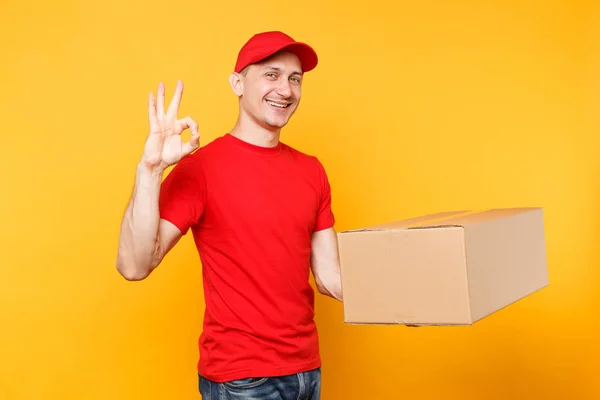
[263,66,303,76]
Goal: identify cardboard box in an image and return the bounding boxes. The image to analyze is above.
[337,208,549,325]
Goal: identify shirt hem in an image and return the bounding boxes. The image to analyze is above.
[159,213,188,234]
[314,221,335,232]
[198,358,322,382]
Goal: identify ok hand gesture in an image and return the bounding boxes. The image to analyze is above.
[142,80,200,171]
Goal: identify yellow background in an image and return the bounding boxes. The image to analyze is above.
[1,0,599,398]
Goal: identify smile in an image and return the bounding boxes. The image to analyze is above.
[266,100,291,109]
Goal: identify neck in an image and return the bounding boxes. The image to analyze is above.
[229,111,281,148]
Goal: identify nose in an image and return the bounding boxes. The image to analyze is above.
[276,78,292,98]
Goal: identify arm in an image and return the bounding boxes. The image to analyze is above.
[115,163,183,281]
[115,80,200,281]
[310,227,343,301]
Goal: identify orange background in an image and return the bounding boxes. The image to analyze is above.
[1,0,599,399]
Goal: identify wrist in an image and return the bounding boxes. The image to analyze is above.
[137,159,165,178]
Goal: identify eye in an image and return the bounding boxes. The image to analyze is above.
[265,73,277,79]
[290,76,302,84]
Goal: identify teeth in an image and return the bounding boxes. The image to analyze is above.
[267,100,288,108]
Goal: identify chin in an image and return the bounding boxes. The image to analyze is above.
[264,115,292,129]
[265,120,289,130]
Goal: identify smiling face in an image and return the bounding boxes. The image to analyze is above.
[230,51,303,131]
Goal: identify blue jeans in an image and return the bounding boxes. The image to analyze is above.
[198,367,321,399]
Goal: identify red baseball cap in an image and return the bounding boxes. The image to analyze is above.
[234,31,319,74]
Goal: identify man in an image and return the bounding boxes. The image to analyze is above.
[115,31,342,399]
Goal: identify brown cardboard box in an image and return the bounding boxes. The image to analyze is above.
[337,208,549,325]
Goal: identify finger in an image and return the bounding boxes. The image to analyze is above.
[190,133,200,147]
[156,82,165,119]
[148,92,158,125]
[179,116,200,155]
[182,135,200,155]
[167,80,184,117]
[177,116,198,135]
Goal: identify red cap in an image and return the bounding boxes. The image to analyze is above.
[234,31,319,74]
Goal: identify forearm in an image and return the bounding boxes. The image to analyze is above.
[315,265,343,301]
[310,227,343,301]
[116,162,164,280]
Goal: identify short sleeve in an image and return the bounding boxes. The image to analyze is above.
[159,154,206,234]
[314,158,335,232]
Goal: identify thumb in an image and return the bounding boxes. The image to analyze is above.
[182,133,200,155]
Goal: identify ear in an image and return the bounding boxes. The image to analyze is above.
[229,72,243,97]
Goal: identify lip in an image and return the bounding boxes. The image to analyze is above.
[265,99,292,112]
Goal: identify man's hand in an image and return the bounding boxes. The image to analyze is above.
[142,80,200,171]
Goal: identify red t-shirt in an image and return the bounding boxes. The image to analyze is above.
[158,133,335,382]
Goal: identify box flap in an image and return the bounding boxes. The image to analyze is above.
[339,210,470,233]
[339,208,543,233]
[417,207,542,228]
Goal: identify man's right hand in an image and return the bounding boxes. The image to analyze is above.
[141,80,200,171]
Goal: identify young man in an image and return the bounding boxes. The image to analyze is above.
[115,31,342,399]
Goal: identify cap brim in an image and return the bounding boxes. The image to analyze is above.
[277,42,319,72]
